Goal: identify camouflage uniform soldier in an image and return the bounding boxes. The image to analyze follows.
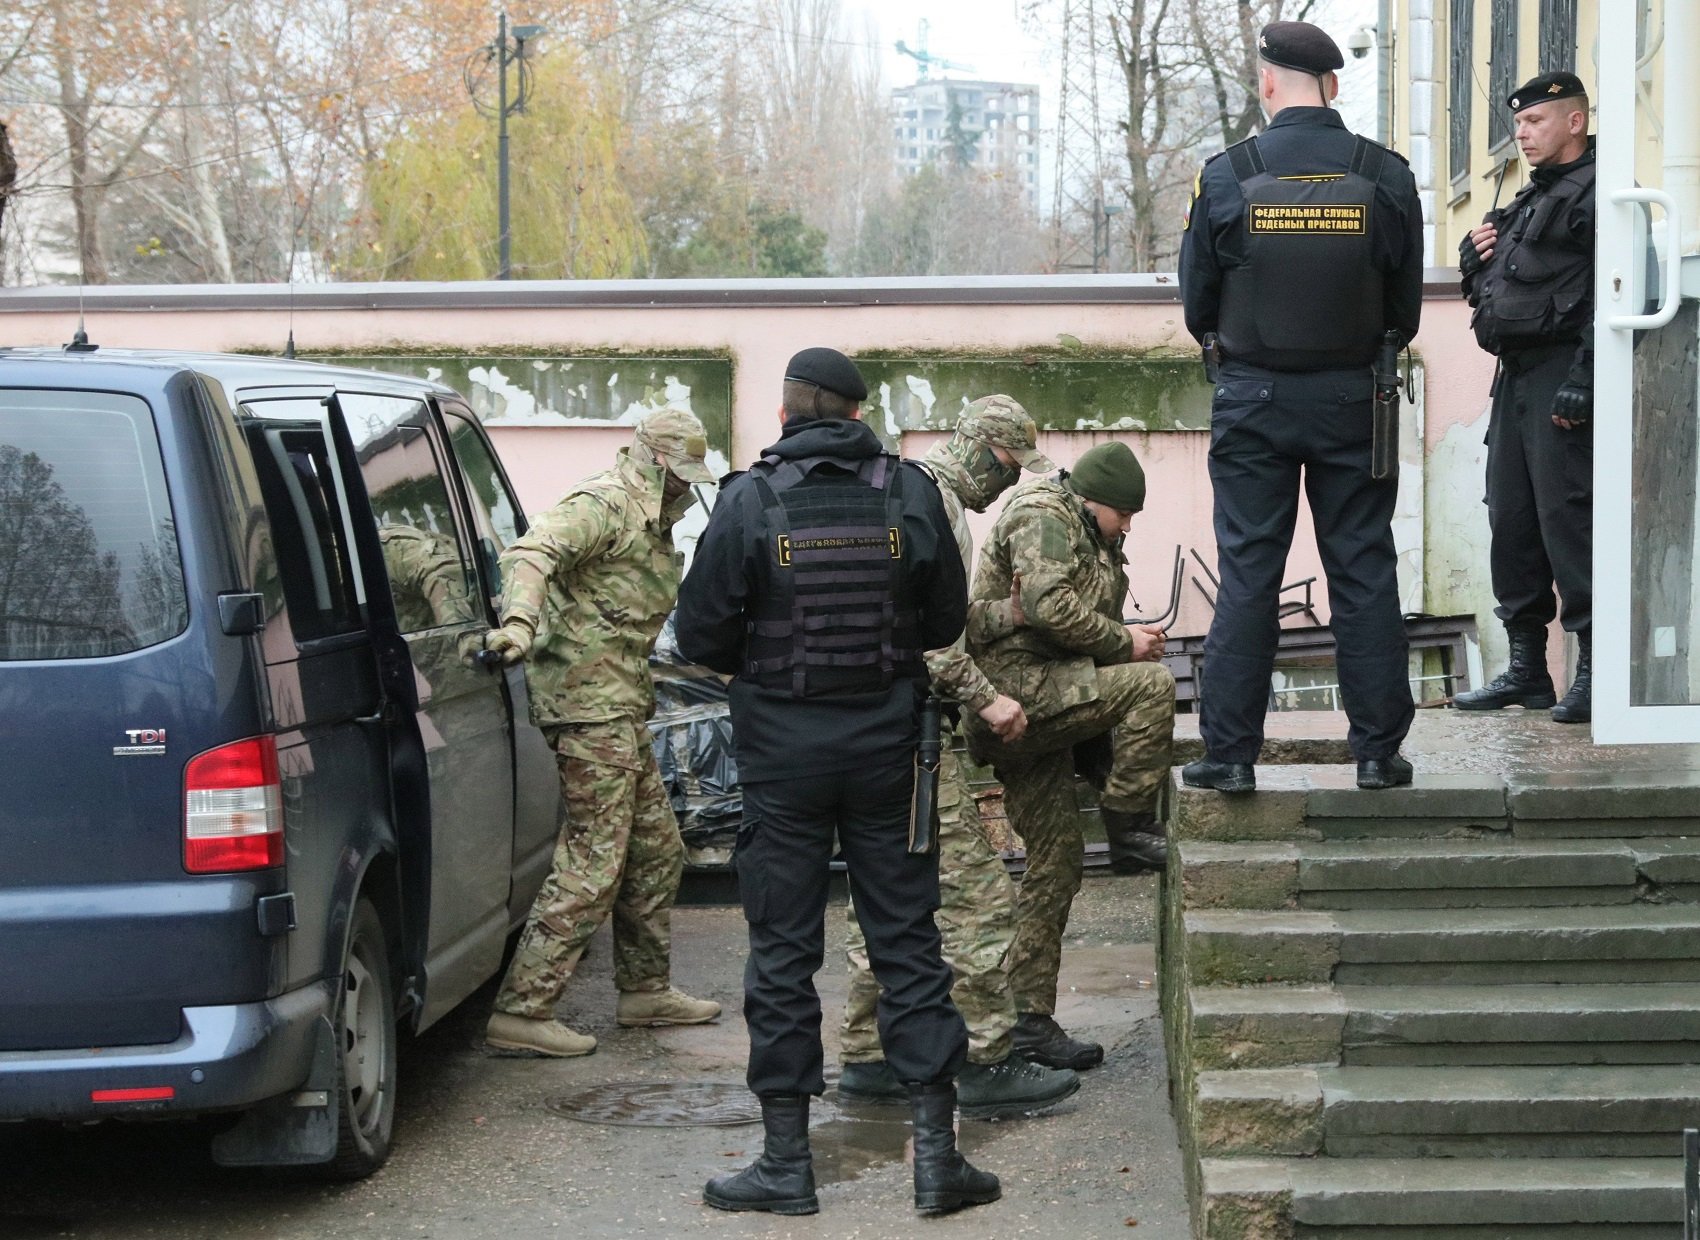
[482,409,723,1057]
[838,397,1079,1118]
[965,441,1175,1071]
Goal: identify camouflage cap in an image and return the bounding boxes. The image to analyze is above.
[958,395,1056,473]
[635,407,714,483]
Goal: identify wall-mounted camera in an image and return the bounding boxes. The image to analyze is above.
[1347,26,1376,60]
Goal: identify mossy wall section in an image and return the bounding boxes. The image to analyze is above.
[319,353,735,459]
[854,353,1214,446]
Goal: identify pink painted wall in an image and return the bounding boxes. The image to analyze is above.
[0,278,1501,655]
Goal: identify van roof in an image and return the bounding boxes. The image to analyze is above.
[0,347,458,400]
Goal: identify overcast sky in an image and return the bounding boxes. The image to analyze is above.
[846,0,1383,142]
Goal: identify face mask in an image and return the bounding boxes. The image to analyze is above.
[979,446,1021,492]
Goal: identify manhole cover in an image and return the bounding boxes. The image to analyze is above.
[545,1082,762,1128]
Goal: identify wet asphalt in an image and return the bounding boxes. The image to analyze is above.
[0,873,1188,1240]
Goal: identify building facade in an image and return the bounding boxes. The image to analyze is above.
[890,79,1041,210]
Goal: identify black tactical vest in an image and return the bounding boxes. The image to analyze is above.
[742,452,923,698]
[1468,160,1596,356]
[1218,135,1389,371]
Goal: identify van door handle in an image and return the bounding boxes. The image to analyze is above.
[355,701,395,726]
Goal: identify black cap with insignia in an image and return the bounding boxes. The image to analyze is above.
[1507,70,1587,113]
[1257,21,1345,74]
[784,347,868,402]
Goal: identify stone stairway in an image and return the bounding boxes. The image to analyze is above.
[1162,767,1700,1239]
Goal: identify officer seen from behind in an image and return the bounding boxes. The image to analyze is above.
[1453,72,1596,723]
[1178,20,1423,793]
[675,348,1000,1218]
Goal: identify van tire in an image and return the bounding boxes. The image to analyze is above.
[322,898,397,1179]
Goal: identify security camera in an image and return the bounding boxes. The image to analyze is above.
[1347,26,1375,59]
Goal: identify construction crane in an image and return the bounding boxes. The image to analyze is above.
[894,19,976,80]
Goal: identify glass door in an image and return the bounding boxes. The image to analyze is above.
[1594,0,1700,742]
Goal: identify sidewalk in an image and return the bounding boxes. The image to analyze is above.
[0,872,1188,1240]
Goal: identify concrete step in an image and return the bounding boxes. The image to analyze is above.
[1195,1064,1700,1159]
[1188,983,1700,1070]
[1510,771,1700,839]
[1183,905,1700,986]
[1198,1157,1681,1239]
[1176,838,1700,911]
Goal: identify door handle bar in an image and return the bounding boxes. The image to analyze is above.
[1607,187,1682,331]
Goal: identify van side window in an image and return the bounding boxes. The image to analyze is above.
[0,389,187,661]
[341,394,478,636]
[441,409,521,598]
[244,423,364,643]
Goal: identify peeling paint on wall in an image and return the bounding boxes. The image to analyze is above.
[318,353,734,460]
[1425,401,1500,670]
[853,353,1215,442]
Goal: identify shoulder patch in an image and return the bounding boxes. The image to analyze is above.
[1183,166,1205,230]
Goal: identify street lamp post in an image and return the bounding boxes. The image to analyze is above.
[483,13,546,280]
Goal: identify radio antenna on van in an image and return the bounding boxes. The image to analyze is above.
[65,217,96,352]
[283,245,297,359]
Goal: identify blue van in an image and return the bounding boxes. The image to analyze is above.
[0,349,559,1177]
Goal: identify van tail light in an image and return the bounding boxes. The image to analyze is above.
[184,736,283,874]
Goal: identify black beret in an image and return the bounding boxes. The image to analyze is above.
[1508,71,1587,113]
[784,347,868,402]
[1258,21,1344,74]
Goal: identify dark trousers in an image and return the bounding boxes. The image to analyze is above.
[1486,347,1593,633]
[734,757,967,1097]
[1201,362,1414,762]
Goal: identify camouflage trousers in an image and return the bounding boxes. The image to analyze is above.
[842,742,1019,1065]
[495,717,685,1020]
[981,661,1175,1015]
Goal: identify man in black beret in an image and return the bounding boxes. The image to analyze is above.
[1178,21,1424,792]
[677,347,1000,1217]
[1453,72,1596,722]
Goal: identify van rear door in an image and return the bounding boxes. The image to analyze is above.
[0,377,279,1052]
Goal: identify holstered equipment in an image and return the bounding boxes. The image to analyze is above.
[1371,330,1403,480]
[1217,134,1390,371]
[909,694,943,855]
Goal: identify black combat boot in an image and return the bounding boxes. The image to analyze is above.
[1012,1012,1104,1070]
[1181,758,1256,793]
[908,1081,1001,1214]
[1100,808,1168,873]
[957,1053,1080,1119]
[836,1059,905,1104]
[703,1094,819,1215]
[1550,630,1592,723]
[1453,625,1557,710]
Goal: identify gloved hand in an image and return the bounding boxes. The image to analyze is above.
[484,623,533,665]
[1551,384,1592,429]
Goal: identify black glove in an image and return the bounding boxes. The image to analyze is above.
[1551,384,1592,426]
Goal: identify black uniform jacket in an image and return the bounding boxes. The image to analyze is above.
[1459,141,1596,392]
[1179,107,1425,351]
[675,416,967,782]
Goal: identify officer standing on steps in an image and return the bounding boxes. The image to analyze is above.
[966,440,1176,1073]
[481,409,723,1059]
[1452,72,1596,723]
[837,396,1080,1119]
[1178,20,1423,794]
[676,348,1000,1218]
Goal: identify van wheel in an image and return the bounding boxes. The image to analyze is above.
[323,898,396,1179]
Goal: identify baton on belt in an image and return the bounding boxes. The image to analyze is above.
[1371,331,1403,481]
[908,695,943,855]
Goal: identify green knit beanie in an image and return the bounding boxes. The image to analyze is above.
[1067,441,1146,513]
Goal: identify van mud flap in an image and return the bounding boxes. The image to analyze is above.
[210,1013,339,1167]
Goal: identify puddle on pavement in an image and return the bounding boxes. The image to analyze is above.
[546,1082,761,1127]
[546,1083,995,1182]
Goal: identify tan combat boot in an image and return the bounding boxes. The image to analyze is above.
[485,1012,597,1057]
[616,988,722,1027]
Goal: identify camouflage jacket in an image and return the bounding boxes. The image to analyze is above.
[498,448,682,728]
[966,476,1132,719]
[917,446,999,713]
